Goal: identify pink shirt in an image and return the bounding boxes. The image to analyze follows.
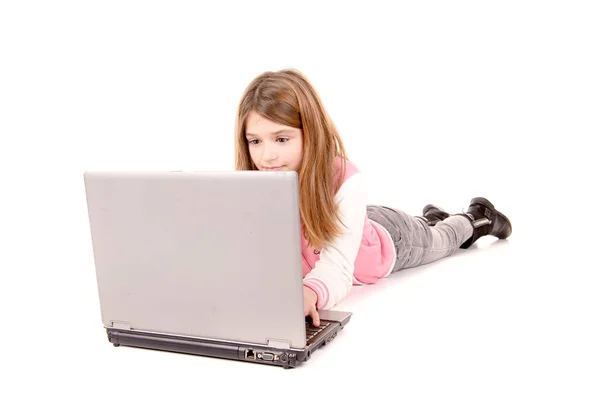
[301,158,396,309]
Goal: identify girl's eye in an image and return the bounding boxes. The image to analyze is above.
[248,138,288,145]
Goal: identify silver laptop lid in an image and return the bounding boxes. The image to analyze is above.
[84,170,307,349]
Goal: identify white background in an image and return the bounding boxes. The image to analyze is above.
[1,1,599,399]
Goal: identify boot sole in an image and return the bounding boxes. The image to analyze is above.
[470,197,512,239]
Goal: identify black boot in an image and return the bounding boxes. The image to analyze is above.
[458,197,512,249]
[421,204,450,226]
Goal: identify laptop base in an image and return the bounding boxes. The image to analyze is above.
[106,322,344,369]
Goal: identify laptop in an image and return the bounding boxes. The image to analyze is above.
[83,170,352,368]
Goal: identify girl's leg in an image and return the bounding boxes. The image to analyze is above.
[418,215,473,266]
[367,197,512,273]
[368,206,473,272]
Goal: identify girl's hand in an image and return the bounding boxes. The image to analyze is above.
[303,286,320,327]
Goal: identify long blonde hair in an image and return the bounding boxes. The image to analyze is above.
[234,69,348,249]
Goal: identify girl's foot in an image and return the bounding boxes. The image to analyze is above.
[422,204,450,226]
[457,197,512,248]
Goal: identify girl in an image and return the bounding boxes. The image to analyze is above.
[234,69,512,326]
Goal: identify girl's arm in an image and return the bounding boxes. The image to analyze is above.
[303,172,367,309]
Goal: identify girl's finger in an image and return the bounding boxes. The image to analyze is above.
[311,309,320,327]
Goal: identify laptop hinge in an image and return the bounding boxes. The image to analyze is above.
[266,339,291,350]
[111,321,132,330]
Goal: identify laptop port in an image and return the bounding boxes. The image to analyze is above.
[245,349,255,359]
[260,352,274,361]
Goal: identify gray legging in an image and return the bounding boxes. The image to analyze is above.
[366,205,473,273]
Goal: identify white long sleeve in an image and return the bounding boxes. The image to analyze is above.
[302,172,367,309]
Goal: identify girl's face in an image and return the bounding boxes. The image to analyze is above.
[245,111,303,172]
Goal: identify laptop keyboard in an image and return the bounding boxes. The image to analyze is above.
[305,321,331,344]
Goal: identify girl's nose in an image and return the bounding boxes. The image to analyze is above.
[262,144,278,161]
